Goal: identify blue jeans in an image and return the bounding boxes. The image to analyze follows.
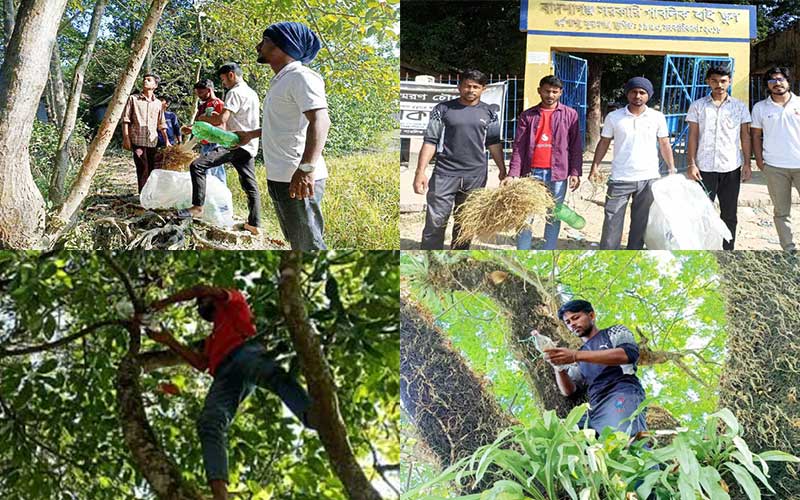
[197,341,312,482]
[267,179,326,250]
[516,169,567,250]
[578,388,648,437]
[200,143,227,184]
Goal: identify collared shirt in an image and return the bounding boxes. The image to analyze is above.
[751,92,800,169]
[262,61,328,182]
[685,94,750,173]
[508,102,582,181]
[122,93,167,148]
[601,105,669,181]
[423,98,500,178]
[223,80,261,158]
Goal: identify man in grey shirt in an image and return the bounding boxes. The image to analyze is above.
[413,69,507,249]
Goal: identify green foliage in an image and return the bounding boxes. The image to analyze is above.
[229,148,399,249]
[326,88,399,156]
[404,405,799,500]
[0,251,399,499]
[29,119,91,205]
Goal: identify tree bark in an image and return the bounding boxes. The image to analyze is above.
[585,55,604,153]
[716,252,800,499]
[426,256,585,417]
[49,0,108,207]
[0,0,68,248]
[116,351,205,500]
[47,0,169,246]
[279,251,383,500]
[401,296,516,475]
[48,43,67,128]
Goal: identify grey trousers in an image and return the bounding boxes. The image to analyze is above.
[421,172,487,250]
[600,179,656,250]
[763,163,800,251]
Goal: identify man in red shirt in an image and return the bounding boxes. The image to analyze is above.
[184,79,227,184]
[146,285,316,500]
[503,75,583,250]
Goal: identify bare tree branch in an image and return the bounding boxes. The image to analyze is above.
[0,319,126,358]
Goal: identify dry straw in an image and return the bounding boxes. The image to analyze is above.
[157,137,199,171]
[453,178,555,245]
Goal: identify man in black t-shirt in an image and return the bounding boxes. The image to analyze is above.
[413,69,507,250]
[540,299,648,436]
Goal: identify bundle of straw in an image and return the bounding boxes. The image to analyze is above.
[157,137,199,171]
[453,178,555,245]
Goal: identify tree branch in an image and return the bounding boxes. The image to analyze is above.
[0,319,126,358]
[279,251,383,500]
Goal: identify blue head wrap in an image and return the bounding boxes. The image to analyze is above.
[263,22,321,64]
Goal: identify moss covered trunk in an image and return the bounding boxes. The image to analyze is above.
[716,252,800,500]
[400,297,515,484]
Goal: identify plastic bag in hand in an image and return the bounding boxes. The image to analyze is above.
[531,331,569,372]
[140,169,234,228]
[645,175,732,250]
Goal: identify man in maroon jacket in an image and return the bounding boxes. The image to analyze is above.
[503,75,583,249]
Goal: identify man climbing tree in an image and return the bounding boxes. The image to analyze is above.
[145,284,318,500]
[542,299,647,436]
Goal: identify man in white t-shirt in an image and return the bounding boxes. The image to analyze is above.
[751,66,800,251]
[235,22,330,250]
[180,63,262,235]
[589,77,676,249]
[685,65,751,250]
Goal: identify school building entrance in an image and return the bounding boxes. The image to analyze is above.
[521,0,757,170]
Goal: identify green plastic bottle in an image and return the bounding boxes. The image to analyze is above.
[191,121,240,148]
[553,203,586,229]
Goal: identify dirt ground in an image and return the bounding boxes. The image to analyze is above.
[400,157,800,250]
[65,151,286,249]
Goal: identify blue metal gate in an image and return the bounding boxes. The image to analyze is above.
[660,55,734,171]
[553,53,587,148]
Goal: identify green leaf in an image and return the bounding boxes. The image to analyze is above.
[723,462,761,500]
[38,359,58,374]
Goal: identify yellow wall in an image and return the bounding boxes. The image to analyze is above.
[523,36,751,108]
[520,0,755,108]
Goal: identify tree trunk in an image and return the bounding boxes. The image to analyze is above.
[716,252,800,499]
[426,256,585,417]
[586,55,604,153]
[0,0,68,248]
[188,5,203,126]
[48,43,67,128]
[47,0,169,245]
[401,296,516,478]
[116,352,205,500]
[279,251,384,500]
[49,0,108,207]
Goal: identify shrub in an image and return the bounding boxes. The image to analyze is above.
[405,404,800,500]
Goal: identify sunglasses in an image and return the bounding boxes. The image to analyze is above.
[768,77,788,84]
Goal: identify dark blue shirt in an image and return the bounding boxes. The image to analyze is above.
[567,325,644,406]
[158,111,181,147]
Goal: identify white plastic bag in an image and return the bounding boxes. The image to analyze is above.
[645,175,732,250]
[530,330,569,372]
[140,169,234,228]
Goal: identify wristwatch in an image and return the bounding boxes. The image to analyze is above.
[298,162,316,173]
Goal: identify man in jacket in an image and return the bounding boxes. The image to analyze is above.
[504,75,582,249]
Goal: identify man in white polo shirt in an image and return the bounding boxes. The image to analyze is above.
[686,65,751,250]
[236,22,330,250]
[751,66,800,251]
[589,77,676,249]
[181,63,262,235]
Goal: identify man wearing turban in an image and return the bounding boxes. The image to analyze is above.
[235,22,330,250]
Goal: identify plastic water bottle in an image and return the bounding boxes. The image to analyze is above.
[531,331,569,372]
[191,121,240,148]
[553,203,586,229]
